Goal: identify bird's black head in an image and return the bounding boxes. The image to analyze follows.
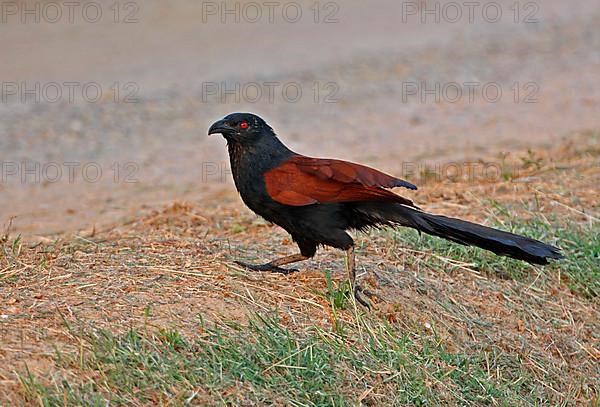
[208,113,274,143]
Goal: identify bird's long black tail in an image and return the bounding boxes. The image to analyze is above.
[355,203,563,265]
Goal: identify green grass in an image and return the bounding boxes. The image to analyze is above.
[383,202,599,298]
[321,269,351,310]
[12,202,599,405]
[19,314,547,406]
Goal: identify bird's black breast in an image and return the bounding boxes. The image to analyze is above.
[225,137,361,250]
[227,139,292,222]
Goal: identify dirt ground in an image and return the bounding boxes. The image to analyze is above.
[1,0,599,237]
[0,0,599,404]
[0,135,598,404]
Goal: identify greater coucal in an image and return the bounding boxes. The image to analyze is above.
[208,113,562,306]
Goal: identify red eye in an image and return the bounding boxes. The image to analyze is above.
[240,121,249,129]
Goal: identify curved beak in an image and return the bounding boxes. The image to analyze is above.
[208,119,234,136]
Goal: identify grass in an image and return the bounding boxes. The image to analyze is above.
[382,202,599,298]
[18,314,548,406]
[321,269,352,310]
[10,199,600,405]
[2,133,599,405]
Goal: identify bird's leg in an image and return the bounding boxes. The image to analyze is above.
[346,247,371,308]
[236,253,308,275]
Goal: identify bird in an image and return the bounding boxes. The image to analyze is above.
[208,112,563,306]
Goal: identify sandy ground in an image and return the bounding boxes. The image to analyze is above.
[0,136,598,403]
[1,0,599,237]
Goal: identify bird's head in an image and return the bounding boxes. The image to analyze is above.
[208,113,274,143]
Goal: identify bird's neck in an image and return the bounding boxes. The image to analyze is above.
[227,135,294,183]
[226,135,294,212]
[228,135,291,169]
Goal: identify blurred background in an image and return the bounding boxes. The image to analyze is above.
[1,0,599,237]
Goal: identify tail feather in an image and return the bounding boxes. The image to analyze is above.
[354,203,563,265]
[412,211,563,264]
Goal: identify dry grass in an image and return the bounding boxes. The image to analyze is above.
[0,132,598,405]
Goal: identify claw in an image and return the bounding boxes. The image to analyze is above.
[235,261,298,275]
[353,285,372,309]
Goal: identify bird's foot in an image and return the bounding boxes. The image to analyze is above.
[235,261,299,275]
[353,285,380,309]
[353,285,371,309]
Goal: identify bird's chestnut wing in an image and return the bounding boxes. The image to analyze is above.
[290,156,417,190]
[264,155,417,207]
